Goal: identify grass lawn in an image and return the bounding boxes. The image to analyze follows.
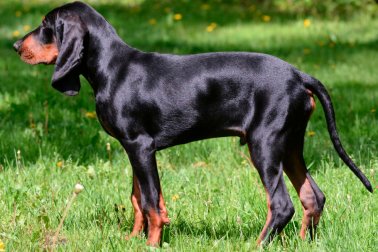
[0,1,377,251]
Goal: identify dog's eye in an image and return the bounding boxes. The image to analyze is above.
[39,27,54,44]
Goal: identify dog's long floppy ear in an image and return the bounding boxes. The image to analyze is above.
[52,14,87,96]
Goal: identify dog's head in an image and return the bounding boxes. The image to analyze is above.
[13,2,88,96]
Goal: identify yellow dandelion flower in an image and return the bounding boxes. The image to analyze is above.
[15,11,22,17]
[172,194,179,201]
[23,25,31,32]
[173,13,182,21]
[303,48,311,55]
[148,18,157,25]
[12,30,20,38]
[303,19,311,28]
[0,239,5,252]
[206,22,217,32]
[201,4,210,10]
[308,131,316,137]
[371,108,376,113]
[57,161,63,168]
[262,15,271,22]
[85,111,97,119]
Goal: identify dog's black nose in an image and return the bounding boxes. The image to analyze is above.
[13,40,22,52]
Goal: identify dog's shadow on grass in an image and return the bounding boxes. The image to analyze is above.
[159,217,301,243]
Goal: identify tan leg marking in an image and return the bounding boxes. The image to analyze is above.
[125,175,145,240]
[159,192,171,225]
[126,176,170,245]
[145,192,170,246]
[298,179,321,239]
[284,155,323,240]
[146,209,164,246]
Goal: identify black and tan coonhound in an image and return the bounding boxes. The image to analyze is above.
[13,1,372,247]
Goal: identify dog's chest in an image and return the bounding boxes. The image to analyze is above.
[95,102,119,138]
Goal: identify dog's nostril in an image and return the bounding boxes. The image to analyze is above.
[13,40,22,52]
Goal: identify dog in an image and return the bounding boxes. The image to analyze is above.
[13,1,372,247]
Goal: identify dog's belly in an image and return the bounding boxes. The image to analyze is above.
[154,123,247,150]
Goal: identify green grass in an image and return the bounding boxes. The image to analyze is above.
[0,1,377,251]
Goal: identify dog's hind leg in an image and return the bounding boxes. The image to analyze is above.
[283,150,325,240]
[247,133,295,245]
[282,89,325,240]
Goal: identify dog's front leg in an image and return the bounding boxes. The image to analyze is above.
[125,173,147,239]
[122,135,170,246]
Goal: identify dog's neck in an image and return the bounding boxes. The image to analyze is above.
[78,8,143,99]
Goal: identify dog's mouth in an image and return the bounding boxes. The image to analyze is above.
[19,48,37,65]
[19,48,57,65]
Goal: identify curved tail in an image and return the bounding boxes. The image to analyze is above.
[304,78,373,193]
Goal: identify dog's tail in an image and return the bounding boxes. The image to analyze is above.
[303,76,373,193]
